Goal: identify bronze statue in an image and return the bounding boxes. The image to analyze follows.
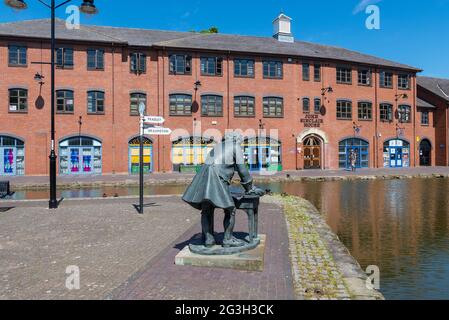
[182,132,265,249]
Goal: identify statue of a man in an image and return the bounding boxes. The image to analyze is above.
[182,132,264,248]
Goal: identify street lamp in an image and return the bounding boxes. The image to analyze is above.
[5,0,98,209]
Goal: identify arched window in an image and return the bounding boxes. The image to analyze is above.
[129,137,152,174]
[170,94,192,116]
[263,97,283,118]
[234,96,255,117]
[0,135,25,176]
[243,137,282,172]
[383,139,410,168]
[130,92,147,115]
[59,136,102,174]
[201,95,223,116]
[9,88,28,113]
[56,90,74,113]
[302,98,310,114]
[339,138,369,169]
[172,137,215,172]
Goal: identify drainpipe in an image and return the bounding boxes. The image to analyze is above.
[413,75,417,167]
[111,44,116,174]
[227,51,231,129]
[374,67,379,168]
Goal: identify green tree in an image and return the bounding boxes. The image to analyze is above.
[190,27,219,34]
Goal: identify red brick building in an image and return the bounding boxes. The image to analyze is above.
[0,16,444,176]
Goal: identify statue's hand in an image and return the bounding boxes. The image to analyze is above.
[246,186,266,197]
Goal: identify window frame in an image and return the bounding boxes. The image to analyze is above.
[336,100,352,120]
[263,60,283,79]
[302,63,310,81]
[87,90,105,114]
[129,92,147,116]
[169,93,193,116]
[357,101,373,121]
[234,59,255,78]
[130,52,147,74]
[398,74,411,90]
[314,64,321,82]
[56,89,74,114]
[201,95,223,117]
[200,56,223,76]
[8,88,28,113]
[357,68,372,86]
[336,66,352,84]
[314,98,321,114]
[398,105,412,123]
[302,97,310,114]
[234,96,256,118]
[169,54,192,75]
[8,45,27,67]
[421,110,430,126]
[263,96,284,118]
[379,103,393,122]
[380,70,393,88]
[56,47,74,69]
[87,49,105,70]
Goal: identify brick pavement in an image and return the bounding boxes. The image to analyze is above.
[111,200,295,300]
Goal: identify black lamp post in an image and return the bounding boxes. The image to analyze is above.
[5,0,98,209]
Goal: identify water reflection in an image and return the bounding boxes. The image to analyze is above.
[7,179,449,299]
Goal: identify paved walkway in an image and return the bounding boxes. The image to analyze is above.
[0,196,294,300]
[6,167,449,189]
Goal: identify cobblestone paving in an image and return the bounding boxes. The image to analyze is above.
[270,196,352,300]
[112,201,294,300]
[0,197,198,300]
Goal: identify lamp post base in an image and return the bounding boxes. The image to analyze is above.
[49,151,58,209]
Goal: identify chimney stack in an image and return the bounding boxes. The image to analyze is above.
[273,13,294,43]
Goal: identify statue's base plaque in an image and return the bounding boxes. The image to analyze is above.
[175,235,266,272]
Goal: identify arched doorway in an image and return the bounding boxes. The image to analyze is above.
[339,138,369,169]
[383,139,410,168]
[303,135,322,169]
[0,135,25,176]
[419,139,432,166]
[243,137,282,172]
[171,136,215,172]
[129,137,153,174]
[59,136,102,174]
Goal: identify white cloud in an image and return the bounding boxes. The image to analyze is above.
[353,0,383,14]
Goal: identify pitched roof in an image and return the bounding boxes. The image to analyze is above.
[0,18,420,71]
[417,98,437,109]
[417,76,449,102]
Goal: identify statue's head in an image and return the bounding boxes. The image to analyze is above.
[223,132,244,145]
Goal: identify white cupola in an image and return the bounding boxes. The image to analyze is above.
[273,13,294,43]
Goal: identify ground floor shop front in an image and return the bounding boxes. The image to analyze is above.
[0,129,437,177]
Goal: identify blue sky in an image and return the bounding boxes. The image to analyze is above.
[1,0,448,78]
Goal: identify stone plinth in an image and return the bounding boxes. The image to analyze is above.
[175,235,266,272]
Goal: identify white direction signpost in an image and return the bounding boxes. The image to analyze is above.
[143,127,172,136]
[143,116,165,125]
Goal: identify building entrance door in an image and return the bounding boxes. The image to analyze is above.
[0,147,16,175]
[419,139,431,166]
[303,136,321,169]
[69,147,94,174]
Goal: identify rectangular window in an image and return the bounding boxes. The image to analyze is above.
[9,88,28,112]
[398,105,411,123]
[314,98,321,114]
[201,95,223,116]
[130,53,146,74]
[170,94,192,116]
[200,57,223,76]
[337,100,352,120]
[314,64,321,82]
[263,97,283,118]
[358,68,372,86]
[8,45,27,66]
[87,49,105,70]
[380,103,393,122]
[234,96,255,117]
[380,71,393,88]
[87,91,105,114]
[358,101,372,120]
[421,111,429,125]
[398,74,411,90]
[234,59,255,77]
[336,67,352,84]
[169,54,192,75]
[130,93,147,115]
[302,98,310,113]
[263,60,283,79]
[56,90,74,113]
[56,48,74,68]
[302,63,310,81]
